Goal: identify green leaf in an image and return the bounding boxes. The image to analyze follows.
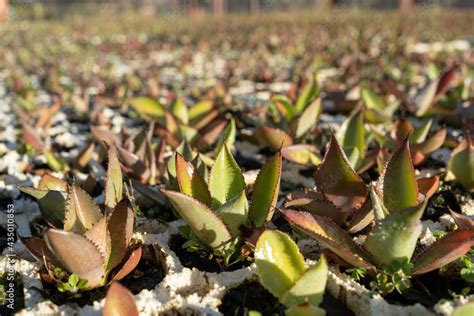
[255,230,306,299]
[412,230,474,275]
[448,137,474,192]
[208,144,245,209]
[282,210,374,269]
[215,118,237,156]
[44,151,66,172]
[281,145,321,166]
[281,256,328,308]
[337,111,365,160]
[365,202,426,268]
[315,135,367,212]
[369,185,388,221]
[294,97,321,139]
[18,187,66,228]
[170,98,189,124]
[411,119,433,144]
[188,100,214,124]
[216,190,248,237]
[361,86,385,111]
[45,229,106,289]
[162,190,232,250]
[128,97,165,120]
[379,137,418,213]
[272,95,295,122]
[295,76,319,114]
[64,184,102,234]
[249,151,282,227]
[105,147,123,209]
[175,153,212,206]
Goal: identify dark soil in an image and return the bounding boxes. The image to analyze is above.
[39,245,164,307]
[169,234,251,273]
[218,280,354,316]
[0,272,25,315]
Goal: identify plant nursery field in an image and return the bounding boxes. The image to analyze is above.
[1,9,474,316]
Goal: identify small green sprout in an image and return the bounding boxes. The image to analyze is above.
[57,274,88,295]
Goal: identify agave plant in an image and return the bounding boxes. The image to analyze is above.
[255,230,327,316]
[19,148,141,290]
[283,138,473,295]
[448,126,474,192]
[128,96,232,150]
[284,134,379,233]
[161,144,282,263]
[371,118,446,166]
[252,76,323,165]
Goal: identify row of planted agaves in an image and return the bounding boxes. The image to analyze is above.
[15,68,474,314]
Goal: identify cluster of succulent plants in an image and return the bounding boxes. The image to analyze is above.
[1,9,474,316]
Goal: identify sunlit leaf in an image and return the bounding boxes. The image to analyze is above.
[295,76,319,114]
[294,97,321,139]
[281,145,321,166]
[255,230,306,299]
[215,118,237,156]
[412,230,474,275]
[337,111,365,159]
[170,98,189,124]
[105,147,123,209]
[175,153,212,206]
[281,256,327,307]
[209,144,245,208]
[128,97,165,120]
[18,187,66,228]
[315,135,367,212]
[38,174,67,191]
[64,184,102,234]
[162,190,232,249]
[249,151,282,227]
[282,210,374,269]
[107,201,135,270]
[378,137,418,213]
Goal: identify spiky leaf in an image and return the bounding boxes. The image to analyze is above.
[379,138,418,213]
[175,153,212,206]
[282,210,374,269]
[315,135,367,212]
[105,147,123,209]
[162,190,232,249]
[64,184,102,234]
[45,229,106,289]
[249,151,282,227]
[412,230,474,275]
[209,144,245,209]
